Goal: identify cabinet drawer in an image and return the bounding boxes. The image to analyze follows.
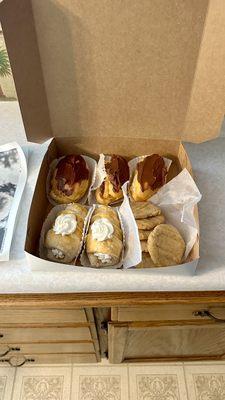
[109,321,225,363]
[112,304,225,322]
[0,342,96,356]
[0,308,87,325]
[0,326,92,343]
[0,353,97,366]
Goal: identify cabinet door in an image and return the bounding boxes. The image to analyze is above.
[108,322,225,363]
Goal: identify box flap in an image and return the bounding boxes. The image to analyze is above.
[1,0,225,143]
[0,0,52,142]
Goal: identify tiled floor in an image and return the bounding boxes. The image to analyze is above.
[1,361,225,399]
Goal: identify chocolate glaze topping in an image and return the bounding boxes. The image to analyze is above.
[137,154,167,192]
[55,155,89,196]
[100,155,129,194]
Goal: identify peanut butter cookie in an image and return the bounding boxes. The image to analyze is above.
[147,224,185,267]
[136,253,155,268]
[131,201,161,219]
[138,230,152,241]
[136,215,165,230]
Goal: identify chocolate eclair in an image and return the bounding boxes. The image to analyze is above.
[130,154,167,202]
[49,155,90,204]
[96,155,129,205]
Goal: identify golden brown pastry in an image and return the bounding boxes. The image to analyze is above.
[96,155,129,205]
[130,154,167,201]
[147,224,185,267]
[86,206,123,267]
[44,204,88,264]
[91,205,121,230]
[50,155,90,204]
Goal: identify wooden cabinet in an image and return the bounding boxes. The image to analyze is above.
[0,307,100,366]
[108,321,225,363]
[109,301,225,363]
[111,304,225,322]
[1,292,225,365]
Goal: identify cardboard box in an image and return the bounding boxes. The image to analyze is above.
[1,0,225,273]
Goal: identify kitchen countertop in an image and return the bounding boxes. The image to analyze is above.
[0,101,225,293]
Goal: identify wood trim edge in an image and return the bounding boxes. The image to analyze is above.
[0,292,224,307]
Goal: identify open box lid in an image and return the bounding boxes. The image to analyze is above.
[1,0,225,143]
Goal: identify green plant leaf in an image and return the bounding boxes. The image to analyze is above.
[0,48,11,77]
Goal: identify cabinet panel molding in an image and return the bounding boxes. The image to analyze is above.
[114,305,225,322]
[108,323,128,363]
[0,326,92,343]
[0,308,87,325]
[108,321,225,363]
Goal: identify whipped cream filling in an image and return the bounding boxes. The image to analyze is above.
[53,213,77,236]
[91,218,114,241]
[52,248,65,259]
[94,252,112,263]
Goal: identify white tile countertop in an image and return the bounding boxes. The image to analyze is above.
[0,101,225,293]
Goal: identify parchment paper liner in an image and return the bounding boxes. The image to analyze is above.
[39,204,92,265]
[130,168,202,269]
[47,155,97,206]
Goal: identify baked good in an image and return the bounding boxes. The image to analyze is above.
[44,204,88,263]
[138,230,152,241]
[136,215,165,230]
[136,253,155,268]
[147,224,185,267]
[96,155,129,205]
[141,241,148,252]
[86,206,123,267]
[50,155,90,204]
[131,201,161,219]
[91,205,121,229]
[130,154,167,201]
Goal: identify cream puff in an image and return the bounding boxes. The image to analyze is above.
[130,154,167,201]
[86,206,123,267]
[96,155,129,205]
[44,204,88,264]
[50,155,89,204]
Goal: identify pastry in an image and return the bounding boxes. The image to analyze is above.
[96,155,129,205]
[141,241,148,252]
[136,253,155,268]
[136,215,165,230]
[50,155,90,204]
[147,224,185,267]
[138,230,152,241]
[130,154,167,201]
[86,206,123,267]
[91,205,121,229]
[131,201,161,219]
[44,204,88,264]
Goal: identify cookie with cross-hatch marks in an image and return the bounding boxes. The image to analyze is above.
[138,229,152,241]
[136,215,165,230]
[147,224,185,267]
[131,201,161,219]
